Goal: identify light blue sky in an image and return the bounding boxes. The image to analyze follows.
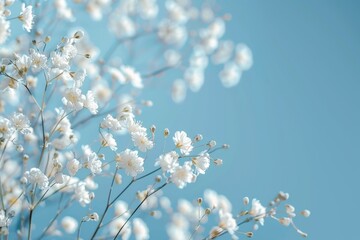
[140,1,360,239]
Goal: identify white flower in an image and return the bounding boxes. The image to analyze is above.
[155,151,179,173]
[212,40,234,65]
[62,43,78,60]
[72,69,86,88]
[184,67,204,92]
[15,54,32,78]
[84,90,98,114]
[219,62,242,88]
[208,18,225,38]
[109,15,136,38]
[100,132,117,151]
[114,200,129,217]
[127,119,146,134]
[107,67,126,84]
[133,218,149,240]
[0,209,9,227]
[62,88,85,111]
[101,114,122,131]
[172,79,187,103]
[115,149,144,177]
[158,20,187,46]
[131,132,154,152]
[74,182,91,206]
[173,131,193,155]
[120,65,143,89]
[86,152,102,174]
[234,43,253,71]
[109,217,132,239]
[61,216,78,234]
[0,16,10,44]
[50,51,69,70]
[29,49,47,72]
[218,210,238,239]
[54,0,75,21]
[249,199,266,226]
[192,152,210,174]
[171,162,194,189]
[279,217,292,226]
[66,158,80,176]
[18,4,34,32]
[24,168,49,190]
[10,112,31,134]
[164,49,181,67]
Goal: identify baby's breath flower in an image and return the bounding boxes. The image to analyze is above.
[249,199,266,226]
[155,151,179,173]
[61,216,78,234]
[133,218,150,240]
[10,112,31,134]
[115,149,144,177]
[131,132,154,152]
[0,16,10,44]
[170,162,194,189]
[192,152,210,175]
[18,4,34,32]
[23,168,49,190]
[173,131,193,155]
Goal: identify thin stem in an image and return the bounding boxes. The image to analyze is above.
[113,183,168,239]
[141,65,174,79]
[37,198,73,240]
[90,169,118,240]
[135,167,161,182]
[27,209,34,240]
[77,220,84,240]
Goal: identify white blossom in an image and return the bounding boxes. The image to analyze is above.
[173,131,193,155]
[66,158,80,176]
[234,43,253,71]
[131,132,154,152]
[10,112,31,134]
[192,152,210,174]
[133,218,149,240]
[249,199,266,225]
[0,16,10,44]
[61,216,78,234]
[100,132,117,151]
[120,65,143,89]
[155,151,179,173]
[115,149,144,177]
[29,49,47,72]
[24,168,49,190]
[171,162,194,189]
[18,4,34,32]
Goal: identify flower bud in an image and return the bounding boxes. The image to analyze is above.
[73,30,84,39]
[164,128,169,137]
[243,197,249,205]
[300,210,311,218]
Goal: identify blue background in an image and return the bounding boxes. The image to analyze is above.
[6,1,360,239]
[138,1,360,239]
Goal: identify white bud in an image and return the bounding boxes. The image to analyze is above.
[243,197,249,205]
[74,30,84,39]
[208,140,216,148]
[279,217,291,226]
[214,159,223,166]
[300,210,311,218]
[285,204,295,214]
[115,173,122,185]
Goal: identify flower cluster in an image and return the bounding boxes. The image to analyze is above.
[0,1,309,240]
